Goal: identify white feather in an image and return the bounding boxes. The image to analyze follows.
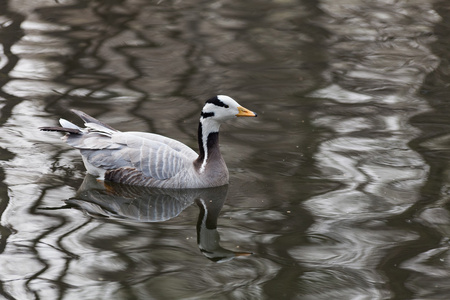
[59,118,80,130]
[85,122,116,135]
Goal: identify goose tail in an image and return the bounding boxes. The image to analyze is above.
[39,118,82,135]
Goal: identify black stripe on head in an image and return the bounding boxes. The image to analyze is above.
[206,96,229,108]
[201,111,214,118]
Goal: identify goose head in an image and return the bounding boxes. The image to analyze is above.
[196,95,257,175]
[201,95,257,125]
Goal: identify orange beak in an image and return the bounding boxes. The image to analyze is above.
[236,106,257,117]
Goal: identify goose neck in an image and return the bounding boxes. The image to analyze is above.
[195,119,221,173]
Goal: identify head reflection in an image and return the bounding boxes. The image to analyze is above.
[66,174,252,262]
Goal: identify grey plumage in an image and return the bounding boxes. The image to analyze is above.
[40,95,257,188]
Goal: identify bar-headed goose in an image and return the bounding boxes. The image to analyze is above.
[40,95,257,188]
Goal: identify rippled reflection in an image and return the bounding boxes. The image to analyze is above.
[2,0,450,299]
[66,175,252,262]
[294,1,442,298]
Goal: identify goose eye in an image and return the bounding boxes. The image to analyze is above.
[224,105,229,108]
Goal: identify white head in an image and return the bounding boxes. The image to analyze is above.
[200,95,257,125]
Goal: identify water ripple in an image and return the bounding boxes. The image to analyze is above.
[1,0,450,299]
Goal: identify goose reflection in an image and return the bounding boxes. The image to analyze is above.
[65,174,252,262]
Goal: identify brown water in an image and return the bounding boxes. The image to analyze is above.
[1,0,450,299]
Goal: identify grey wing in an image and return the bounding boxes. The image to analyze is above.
[71,109,117,131]
[81,132,190,180]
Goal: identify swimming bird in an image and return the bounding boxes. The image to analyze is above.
[40,95,257,188]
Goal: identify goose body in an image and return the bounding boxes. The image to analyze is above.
[40,95,257,188]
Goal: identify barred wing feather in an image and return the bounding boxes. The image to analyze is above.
[82,132,191,180]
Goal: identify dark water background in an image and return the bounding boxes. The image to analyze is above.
[1,0,450,299]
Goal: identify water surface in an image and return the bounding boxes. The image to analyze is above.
[1,0,450,299]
